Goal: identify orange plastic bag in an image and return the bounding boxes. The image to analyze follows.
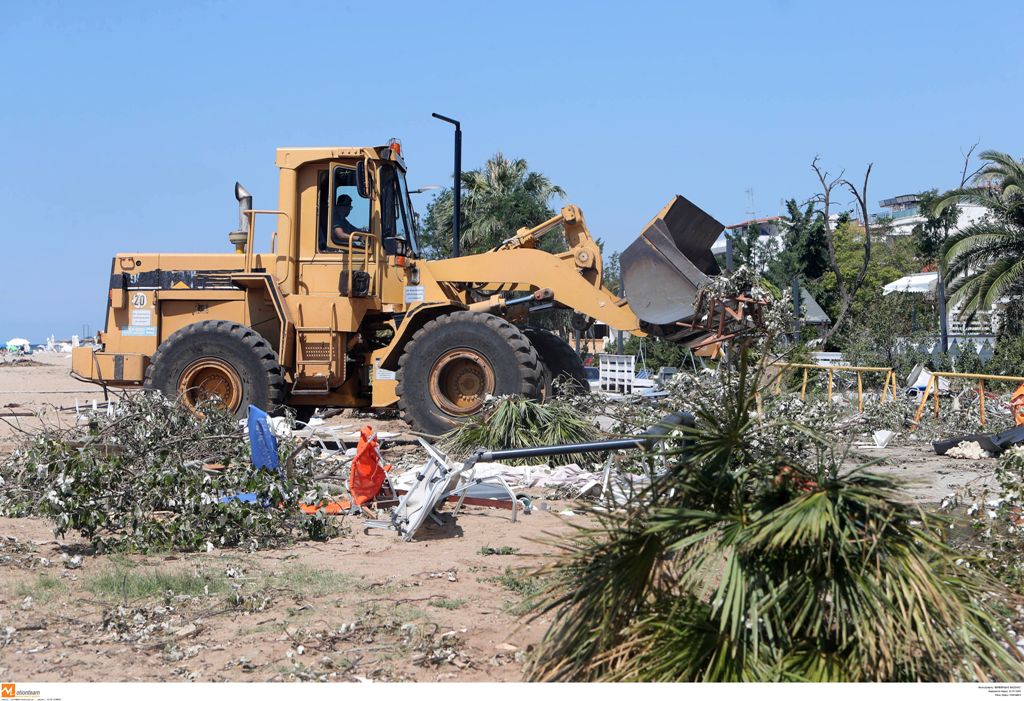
[349,425,391,506]
[1011,383,1024,426]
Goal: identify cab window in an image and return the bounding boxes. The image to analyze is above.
[316,166,370,253]
[380,165,419,257]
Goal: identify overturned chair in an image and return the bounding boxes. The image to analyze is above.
[364,412,694,541]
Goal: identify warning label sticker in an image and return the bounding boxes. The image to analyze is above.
[130,310,151,327]
[122,326,157,337]
[404,286,425,304]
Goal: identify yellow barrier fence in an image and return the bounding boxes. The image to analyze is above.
[768,363,899,413]
[910,371,1024,428]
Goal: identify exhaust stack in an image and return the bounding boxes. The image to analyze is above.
[228,182,252,253]
[235,182,252,231]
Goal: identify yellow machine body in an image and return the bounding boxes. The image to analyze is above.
[74,143,723,430]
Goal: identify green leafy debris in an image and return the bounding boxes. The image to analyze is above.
[0,393,341,553]
[442,396,599,467]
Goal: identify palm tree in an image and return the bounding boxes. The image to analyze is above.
[420,153,566,258]
[937,151,1024,315]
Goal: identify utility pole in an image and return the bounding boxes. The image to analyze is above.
[618,278,625,353]
[937,273,949,354]
[791,277,802,340]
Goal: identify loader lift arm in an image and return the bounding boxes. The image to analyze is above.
[424,246,642,335]
[494,204,604,288]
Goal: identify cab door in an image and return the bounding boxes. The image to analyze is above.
[301,162,377,297]
[290,161,379,393]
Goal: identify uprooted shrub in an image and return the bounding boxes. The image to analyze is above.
[442,396,600,467]
[526,349,1024,682]
[0,393,340,552]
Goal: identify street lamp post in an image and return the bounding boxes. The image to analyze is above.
[431,113,462,257]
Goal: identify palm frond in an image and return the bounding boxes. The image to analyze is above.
[441,396,598,466]
[976,150,1024,195]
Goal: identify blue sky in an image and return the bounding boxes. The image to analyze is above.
[2,0,1022,342]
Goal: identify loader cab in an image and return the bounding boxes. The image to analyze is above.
[293,146,421,302]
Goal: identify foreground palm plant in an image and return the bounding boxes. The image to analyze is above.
[526,350,1023,682]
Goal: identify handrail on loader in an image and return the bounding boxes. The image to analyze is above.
[343,232,377,298]
[243,209,292,274]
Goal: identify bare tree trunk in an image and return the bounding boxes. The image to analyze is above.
[811,158,875,343]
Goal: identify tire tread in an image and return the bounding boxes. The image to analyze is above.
[395,311,544,432]
[144,320,285,412]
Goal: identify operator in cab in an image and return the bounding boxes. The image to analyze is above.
[332,194,367,246]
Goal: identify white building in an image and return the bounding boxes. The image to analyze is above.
[873,193,987,237]
[712,216,786,257]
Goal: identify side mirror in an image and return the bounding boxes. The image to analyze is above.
[356,161,369,199]
[383,237,408,256]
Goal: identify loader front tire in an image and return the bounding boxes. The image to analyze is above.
[396,311,544,436]
[522,327,590,397]
[144,320,285,417]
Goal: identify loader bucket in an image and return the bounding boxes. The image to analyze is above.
[620,196,724,326]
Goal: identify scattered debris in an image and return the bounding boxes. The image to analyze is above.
[442,397,599,467]
[873,430,896,448]
[0,536,52,569]
[945,441,991,460]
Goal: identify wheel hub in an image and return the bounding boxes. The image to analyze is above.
[428,349,496,416]
[177,357,243,413]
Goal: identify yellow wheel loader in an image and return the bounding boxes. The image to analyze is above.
[73,140,731,435]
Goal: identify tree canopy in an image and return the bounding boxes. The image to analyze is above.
[938,150,1024,315]
[419,153,566,258]
[912,188,960,265]
[765,199,830,287]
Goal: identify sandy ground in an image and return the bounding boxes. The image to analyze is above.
[0,355,577,682]
[0,354,107,451]
[856,443,1000,503]
[0,508,567,682]
[0,354,1006,682]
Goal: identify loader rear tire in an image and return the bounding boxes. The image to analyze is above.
[396,311,544,436]
[522,327,590,397]
[144,320,285,417]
